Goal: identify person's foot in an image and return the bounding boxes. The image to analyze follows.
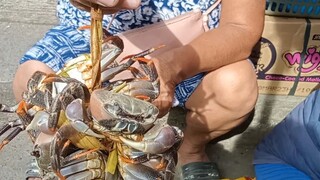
[178,150,210,166]
[178,142,209,166]
[178,144,221,180]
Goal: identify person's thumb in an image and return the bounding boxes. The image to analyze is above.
[95,0,141,9]
[152,87,174,118]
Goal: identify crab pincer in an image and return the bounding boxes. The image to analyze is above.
[119,125,183,155]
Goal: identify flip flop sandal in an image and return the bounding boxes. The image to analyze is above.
[181,162,221,180]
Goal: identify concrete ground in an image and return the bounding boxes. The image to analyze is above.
[0,0,306,179]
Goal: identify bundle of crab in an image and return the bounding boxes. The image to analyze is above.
[0,31,183,180]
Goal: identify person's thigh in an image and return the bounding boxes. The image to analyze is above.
[13,25,90,102]
[185,60,258,135]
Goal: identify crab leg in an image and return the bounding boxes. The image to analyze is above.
[0,103,19,113]
[26,71,47,92]
[16,100,33,125]
[115,80,159,101]
[0,101,35,150]
[101,59,134,82]
[50,122,106,180]
[100,37,123,71]
[60,150,105,180]
[0,120,23,150]
[50,124,78,180]
[101,46,163,83]
[138,58,158,82]
[120,45,165,61]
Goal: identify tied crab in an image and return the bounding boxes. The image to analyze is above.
[0,71,110,178]
[0,35,180,180]
[0,70,178,180]
[0,6,184,180]
[0,20,162,152]
[57,30,162,102]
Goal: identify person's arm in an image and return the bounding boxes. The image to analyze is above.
[152,0,265,117]
[158,0,266,84]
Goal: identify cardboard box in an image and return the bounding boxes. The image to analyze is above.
[255,15,320,96]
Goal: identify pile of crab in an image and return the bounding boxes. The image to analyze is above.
[0,32,183,180]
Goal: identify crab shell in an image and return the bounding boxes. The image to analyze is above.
[90,89,159,134]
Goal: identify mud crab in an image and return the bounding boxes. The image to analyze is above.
[0,7,184,179]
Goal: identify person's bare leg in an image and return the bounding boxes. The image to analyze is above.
[179,60,258,165]
[13,60,55,102]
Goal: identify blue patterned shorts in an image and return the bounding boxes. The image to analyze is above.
[20,0,221,107]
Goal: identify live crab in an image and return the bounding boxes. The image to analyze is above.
[0,36,183,180]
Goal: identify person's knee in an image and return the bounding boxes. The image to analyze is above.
[214,60,258,115]
[13,60,54,102]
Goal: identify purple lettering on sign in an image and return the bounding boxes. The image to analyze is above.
[283,47,320,73]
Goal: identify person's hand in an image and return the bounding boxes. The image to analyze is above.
[70,0,141,14]
[152,57,178,118]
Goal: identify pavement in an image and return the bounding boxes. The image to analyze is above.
[0,0,307,179]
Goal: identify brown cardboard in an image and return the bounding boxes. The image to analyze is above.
[256,15,320,96]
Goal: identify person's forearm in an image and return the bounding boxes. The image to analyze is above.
[172,25,262,82]
[160,0,265,84]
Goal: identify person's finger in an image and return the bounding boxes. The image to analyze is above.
[70,0,91,11]
[73,0,120,8]
[114,0,141,9]
[78,0,140,9]
[70,0,121,14]
[153,97,172,118]
[152,86,174,118]
[100,8,120,14]
[92,0,120,7]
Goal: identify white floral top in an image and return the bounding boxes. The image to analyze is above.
[21,0,222,107]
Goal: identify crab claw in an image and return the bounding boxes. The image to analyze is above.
[26,111,54,135]
[119,125,183,154]
[65,99,104,138]
[90,89,159,134]
[120,162,163,180]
